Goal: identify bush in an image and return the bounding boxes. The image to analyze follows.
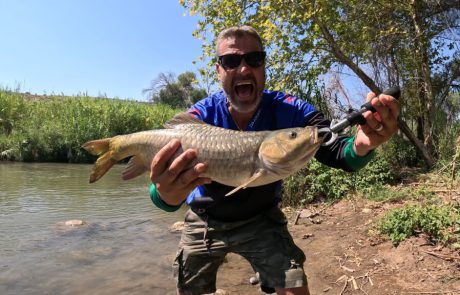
[378,204,460,247]
[281,153,395,207]
[380,135,420,168]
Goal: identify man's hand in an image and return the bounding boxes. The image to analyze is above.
[353,92,401,156]
[150,139,211,206]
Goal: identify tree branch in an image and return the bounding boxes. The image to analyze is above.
[311,15,435,168]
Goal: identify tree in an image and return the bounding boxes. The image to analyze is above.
[180,0,460,168]
[143,71,208,108]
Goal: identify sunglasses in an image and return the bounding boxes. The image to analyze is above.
[217,51,266,70]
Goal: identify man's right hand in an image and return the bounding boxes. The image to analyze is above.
[149,139,211,206]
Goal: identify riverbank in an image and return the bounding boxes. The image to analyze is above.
[211,195,460,294]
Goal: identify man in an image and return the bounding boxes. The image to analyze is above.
[149,26,400,295]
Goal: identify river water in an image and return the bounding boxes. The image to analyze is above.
[0,162,187,295]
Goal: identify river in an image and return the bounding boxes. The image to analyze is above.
[0,162,186,295]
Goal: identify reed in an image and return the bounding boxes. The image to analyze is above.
[0,90,179,162]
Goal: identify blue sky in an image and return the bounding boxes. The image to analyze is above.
[0,1,203,100]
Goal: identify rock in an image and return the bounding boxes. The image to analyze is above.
[169,221,185,232]
[299,209,316,218]
[65,220,85,226]
[214,289,229,295]
[362,208,372,213]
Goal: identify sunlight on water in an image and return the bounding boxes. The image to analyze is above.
[0,162,186,295]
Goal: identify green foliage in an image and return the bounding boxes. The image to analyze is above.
[143,71,208,108]
[181,0,329,94]
[181,0,460,168]
[0,91,27,135]
[437,121,460,164]
[431,127,460,182]
[378,204,460,247]
[0,90,178,162]
[282,153,395,207]
[380,135,421,168]
[157,83,186,108]
[190,88,208,104]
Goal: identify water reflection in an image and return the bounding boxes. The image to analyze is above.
[0,162,185,295]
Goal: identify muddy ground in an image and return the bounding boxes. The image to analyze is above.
[210,198,460,295]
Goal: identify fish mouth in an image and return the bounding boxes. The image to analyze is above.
[298,145,321,163]
[234,80,255,99]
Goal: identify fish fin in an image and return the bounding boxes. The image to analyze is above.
[81,138,111,156]
[164,112,205,129]
[225,169,266,196]
[122,156,147,180]
[89,151,117,183]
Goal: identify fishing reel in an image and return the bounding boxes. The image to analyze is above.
[320,86,401,146]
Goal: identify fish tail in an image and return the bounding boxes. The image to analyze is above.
[82,138,117,183]
[81,138,111,156]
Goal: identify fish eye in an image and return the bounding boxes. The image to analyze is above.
[289,131,297,139]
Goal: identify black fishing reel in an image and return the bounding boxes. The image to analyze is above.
[320,86,401,146]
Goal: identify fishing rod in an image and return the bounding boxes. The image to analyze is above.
[321,86,401,146]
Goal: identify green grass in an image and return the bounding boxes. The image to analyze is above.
[0,90,179,162]
[362,184,435,203]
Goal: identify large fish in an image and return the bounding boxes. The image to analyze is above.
[82,113,322,195]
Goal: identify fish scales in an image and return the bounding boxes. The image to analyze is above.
[82,112,322,194]
[178,124,268,183]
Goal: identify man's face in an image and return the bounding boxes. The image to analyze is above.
[216,35,265,114]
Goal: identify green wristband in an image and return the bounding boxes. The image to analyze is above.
[343,137,374,171]
[149,183,182,212]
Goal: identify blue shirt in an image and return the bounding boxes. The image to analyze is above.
[188,90,317,132]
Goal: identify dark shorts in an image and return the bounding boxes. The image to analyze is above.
[172,207,308,294]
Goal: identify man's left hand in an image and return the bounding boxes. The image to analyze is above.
[353,92,401,156]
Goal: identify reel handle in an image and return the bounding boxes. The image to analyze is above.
[359,86,401,114]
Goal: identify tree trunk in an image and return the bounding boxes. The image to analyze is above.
[411,0,436,155]
[416,116,424,141]
[399,117,435,168]
[314,18,435,168]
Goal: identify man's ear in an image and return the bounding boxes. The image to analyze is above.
[215,63,222,81]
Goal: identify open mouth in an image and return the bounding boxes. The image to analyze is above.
[234,81,254,98]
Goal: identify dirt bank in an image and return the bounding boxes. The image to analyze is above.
[213,199,460,295]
